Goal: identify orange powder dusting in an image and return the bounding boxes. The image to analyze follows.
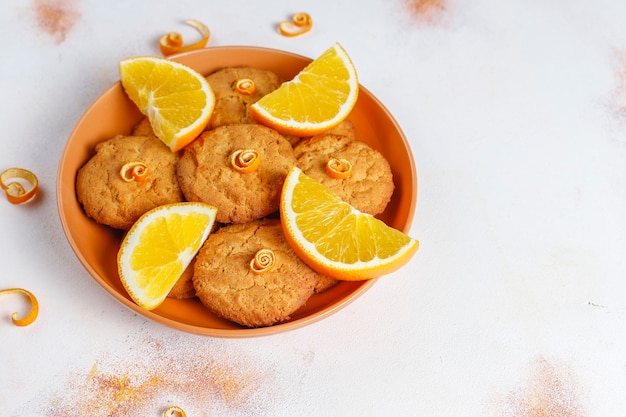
[32,0,80,44]
[495,357,586,417]
[209,363,256,407]
[404,0,448,25]
[70,365,162,416]
[34,335,275,416]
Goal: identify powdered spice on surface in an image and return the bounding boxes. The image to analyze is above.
[22,334,278,417]
[493,357,586,417]
[609,50,626,124]
[32,0,80,43]
[404,0,449,25]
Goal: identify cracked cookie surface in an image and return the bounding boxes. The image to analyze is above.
[76,134,183,230]
[206,66,283,130]
[193,219,324,327]
[177,124,297,224]
[294,134,394,215]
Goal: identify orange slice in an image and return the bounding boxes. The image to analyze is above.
[118,202,217,310]
[250,42,358,136]
[280,167,418,281]
[119,56,215,152]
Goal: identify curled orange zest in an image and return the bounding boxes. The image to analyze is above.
[278,12,313,37]
[120,161,148,182]
[159,19,210,56]
[250,249,276,275]
[0,288,39,326]
[326,158,353,179]
[0,168,38,204]
[236,78,256,95]
[230,149,261,174]
[164,406,187,417]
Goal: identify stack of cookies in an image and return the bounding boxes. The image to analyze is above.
[76,66,395,328]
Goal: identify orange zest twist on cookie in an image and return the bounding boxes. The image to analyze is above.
[120,161,148,182]
[159,19,210,56]
[278,12,313,37]
[235,78,256,95]
[230,149,261,174]
[0,288,39,326]
[0,168,38,204]
[250,249,276,274]
[326,157,353,179]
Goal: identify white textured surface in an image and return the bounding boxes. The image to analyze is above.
[3,0,626,415]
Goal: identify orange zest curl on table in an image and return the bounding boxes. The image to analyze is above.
[0,168,38,204]
[163,405,187,417]
[278,12,312,37]
[159,19,210,56]
[0,288,39,326]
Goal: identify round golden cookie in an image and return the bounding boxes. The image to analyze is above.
[193,219,324,327]
[177,124,297,224]
[294,134,395,216]
[206,66,283,130]
[76,135,184,230]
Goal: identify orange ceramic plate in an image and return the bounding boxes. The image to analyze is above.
[56,46,417,337]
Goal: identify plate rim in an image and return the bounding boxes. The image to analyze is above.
[56,45,417,337]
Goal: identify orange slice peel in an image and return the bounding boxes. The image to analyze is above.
[250,42,358,136]
[0,168,38,204]
[1,288,39,326]
[119,56,215,152]
[118,202,217,310]
[280,167,418,280]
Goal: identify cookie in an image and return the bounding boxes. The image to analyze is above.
[289,119,357,148]
[294,134,394,215]
[131,117,158,139]
[177,124,297,224]
[76,135,184,230]
[192,219,323,327]
[314,275,339,293]
[318,119,356,141]
[206,66,283,130]
[168,258,196,299]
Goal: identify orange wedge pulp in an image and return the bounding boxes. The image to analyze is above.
[250,42,358,136]
[119,56,215,152]
[280,167,418,281]
[118,202,217,310]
